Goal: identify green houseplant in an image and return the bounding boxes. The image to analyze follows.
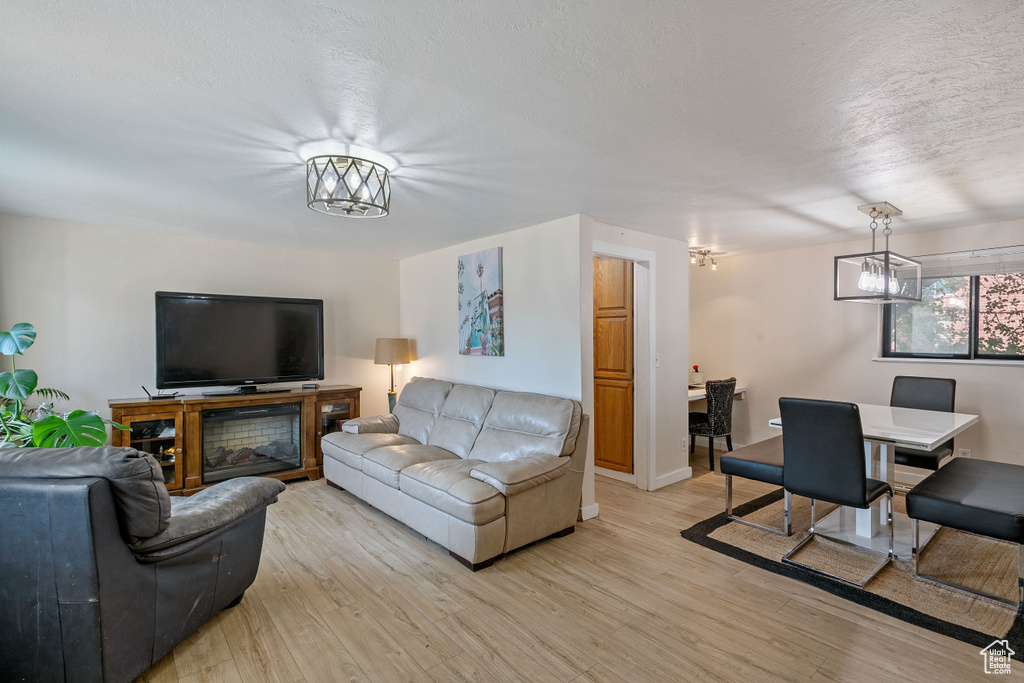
[0,322,124,448]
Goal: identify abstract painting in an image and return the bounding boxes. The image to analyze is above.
[458,247,504,356]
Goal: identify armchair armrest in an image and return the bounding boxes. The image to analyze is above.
[130,477,285,561]
[342,414,400,434]
[470,455,570,496]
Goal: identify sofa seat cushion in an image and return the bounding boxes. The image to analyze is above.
[321,432,420,470]
[400,460,506,525]
[362,445,460,489]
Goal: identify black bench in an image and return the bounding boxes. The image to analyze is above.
[906,457,1024,609]
[719,435,790,536]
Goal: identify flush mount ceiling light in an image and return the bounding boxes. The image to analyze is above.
[689,249,718,270]
[301,142,394,218]
[834,202,922,304]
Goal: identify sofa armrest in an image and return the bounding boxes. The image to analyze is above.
[130,477,285,560]
[342,414,400,434]
[470,455,570,496]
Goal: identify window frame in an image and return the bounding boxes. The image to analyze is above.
[881,272,1024,362]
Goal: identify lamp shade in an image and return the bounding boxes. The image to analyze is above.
[374,338,411,365]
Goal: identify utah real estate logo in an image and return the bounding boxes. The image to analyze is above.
[980,639,1014,675]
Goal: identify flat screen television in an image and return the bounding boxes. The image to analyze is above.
[155,291,324,391]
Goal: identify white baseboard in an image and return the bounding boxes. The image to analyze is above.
[653,466,692,490]
[579,503,600,520]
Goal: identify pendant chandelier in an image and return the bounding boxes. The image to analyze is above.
[306,154,390,217]
[834,202,921,304]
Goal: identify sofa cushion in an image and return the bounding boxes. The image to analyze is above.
[468,391,583,463]
[427,384,496,458]
[321,431,420,469]
[400,460,506,525]
[394,377,453,444]
[0,446,171,542]
[362,444,459,489]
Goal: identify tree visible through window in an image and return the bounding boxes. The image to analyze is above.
[884,271,1024,361]
[978,273,1024,357]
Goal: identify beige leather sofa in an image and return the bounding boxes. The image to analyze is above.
[321,377,589,570]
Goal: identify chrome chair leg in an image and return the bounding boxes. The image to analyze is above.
[1018,545,1023,610]
[724,474,792,536]
[783,493,892,588]
[784,490,792,536]
[912,518,920,578]
[726,474,732,514]
[911,516,1023,609]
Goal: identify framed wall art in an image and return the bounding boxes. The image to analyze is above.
[458,247,504,356]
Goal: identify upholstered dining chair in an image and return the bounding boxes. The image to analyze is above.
[890,375,957,471]
[779,397,894,587]
[689,377,736,471]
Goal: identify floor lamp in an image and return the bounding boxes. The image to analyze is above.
[374,338,411,412]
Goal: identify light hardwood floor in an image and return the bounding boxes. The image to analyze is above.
[138,457,991,682]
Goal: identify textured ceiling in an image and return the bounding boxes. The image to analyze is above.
[1,1,1023,259]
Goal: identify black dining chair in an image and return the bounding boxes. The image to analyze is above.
[890,376,957,471]
[689,377,736,471]
[779,397,894,587]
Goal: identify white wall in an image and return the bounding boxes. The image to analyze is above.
[586,219,691,489]
[399,215,583,396]
[690,219,1024,472]
[0,213,402,418]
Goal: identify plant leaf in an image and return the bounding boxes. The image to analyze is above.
[34,387,71,403]
[32,410,108,448]
[0,323,36,355]
[0,369,38,401]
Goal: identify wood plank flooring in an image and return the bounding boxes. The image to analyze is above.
[137,456,993,682]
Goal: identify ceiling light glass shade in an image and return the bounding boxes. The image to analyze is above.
[834,250,922,303]
[306,155,390,217]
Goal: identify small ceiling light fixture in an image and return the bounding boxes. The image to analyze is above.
[300,141,395,218]
[306,155,390,217]
[689,249,718,270]
[834,202,921,303]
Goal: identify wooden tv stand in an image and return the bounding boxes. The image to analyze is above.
[109,385,361,495]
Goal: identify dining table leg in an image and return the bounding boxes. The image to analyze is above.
[856,441,881,537]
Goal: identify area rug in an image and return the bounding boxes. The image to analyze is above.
[681,488,1024,660]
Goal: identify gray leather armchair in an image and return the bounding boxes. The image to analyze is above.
[0,446,285,683]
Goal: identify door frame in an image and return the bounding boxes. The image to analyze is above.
[592,241,656,491]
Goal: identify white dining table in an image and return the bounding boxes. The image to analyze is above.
[769,403,979,558]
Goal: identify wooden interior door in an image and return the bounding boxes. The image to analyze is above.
[593,255,634,473]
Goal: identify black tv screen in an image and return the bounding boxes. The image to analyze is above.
[156,292,324,389]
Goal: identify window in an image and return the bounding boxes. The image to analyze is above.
[883,271,1024,361]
